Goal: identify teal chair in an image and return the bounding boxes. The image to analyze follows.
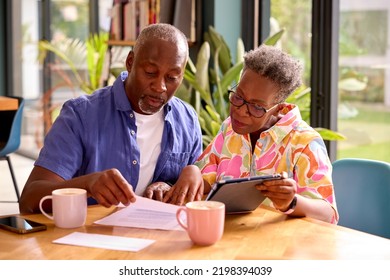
[332,158,390,239]
[0,96,24,202]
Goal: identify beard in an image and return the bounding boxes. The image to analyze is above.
[138,95,165,114]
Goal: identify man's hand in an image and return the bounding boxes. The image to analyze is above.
[87,168,136,208]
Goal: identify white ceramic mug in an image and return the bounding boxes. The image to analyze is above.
[39,188,87,228]
[176,200,225,246]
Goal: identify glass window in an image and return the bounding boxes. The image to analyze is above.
[46,0,90,112]
[12,0,42,158]
[337,0,390,162]
[270,0,312,86]
[270,0,314,135]
[13,0,90,158]
[99,0,113,33]
[12,0,143,158]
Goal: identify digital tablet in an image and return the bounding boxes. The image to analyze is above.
[205,174,283,214]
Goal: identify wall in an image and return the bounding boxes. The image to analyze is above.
[214,0,242,62]
[202,0,242,63]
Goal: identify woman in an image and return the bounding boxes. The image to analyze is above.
[166,44,338,224]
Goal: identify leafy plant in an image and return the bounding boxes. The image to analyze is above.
[38,32,109,94]
[177,26,346,147]
[177,26,245,146]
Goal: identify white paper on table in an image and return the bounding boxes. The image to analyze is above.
[94,195,184,231]
[53,232,155,252]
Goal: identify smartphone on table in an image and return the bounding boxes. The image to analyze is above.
[0,216,47,234]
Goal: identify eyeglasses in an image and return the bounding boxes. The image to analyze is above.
[228,89,279,118]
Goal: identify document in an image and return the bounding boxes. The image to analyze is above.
[94,196,183,231]
[53,232,155,252]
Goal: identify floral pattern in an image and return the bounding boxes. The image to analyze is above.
[196,104,338,223]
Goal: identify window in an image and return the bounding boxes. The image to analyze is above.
[270,0,389,162]
[337,0,390,161]
[11,0,92,158]
[270,0,312,86]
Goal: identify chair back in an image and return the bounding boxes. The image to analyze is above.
[0,97,24,157]
[332,158,390,239]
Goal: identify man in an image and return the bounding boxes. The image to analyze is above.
[19,23,202,213]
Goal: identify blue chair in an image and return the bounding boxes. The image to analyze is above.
[332,158,390,239]
[0,97,25,202]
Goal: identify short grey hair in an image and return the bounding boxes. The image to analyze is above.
[133,23,189,58]
[243,44,303,102]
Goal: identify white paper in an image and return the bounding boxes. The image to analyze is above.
[53,232,155,252]
[94,195,184,231]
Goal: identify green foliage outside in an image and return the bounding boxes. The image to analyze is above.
[50,1,89,42]
[338,142,390,162]
[337,103,390,162]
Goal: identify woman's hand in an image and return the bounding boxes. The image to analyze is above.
[143,182,171,201]
[163,165,204,205]
[256,172,296,211]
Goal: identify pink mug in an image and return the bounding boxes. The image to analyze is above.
[39,188,87,228]
[176,201,225,246]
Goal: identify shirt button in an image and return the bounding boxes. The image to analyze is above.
[131,130,135,135]
[129,113,134,118]
[132,160,137,165]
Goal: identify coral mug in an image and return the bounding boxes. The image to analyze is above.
[176,201,225,246]
[39,188,87,228]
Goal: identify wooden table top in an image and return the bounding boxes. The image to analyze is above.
[0,96,18,111]
[1,205,390,260]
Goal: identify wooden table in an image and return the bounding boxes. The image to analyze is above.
[0,96,18,111]
[1,205,390,260]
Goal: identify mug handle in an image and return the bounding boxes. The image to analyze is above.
[39,195,54,220]
[176,207,188,230]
